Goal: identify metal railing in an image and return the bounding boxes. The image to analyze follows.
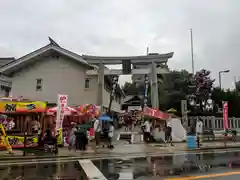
[189,116,240,130]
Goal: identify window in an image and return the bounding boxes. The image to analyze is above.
[84,78,90,89]
[36,78,42,91]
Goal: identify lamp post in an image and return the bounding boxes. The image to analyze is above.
[219,70,230,89]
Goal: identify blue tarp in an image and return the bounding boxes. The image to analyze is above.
[99,115,113,121]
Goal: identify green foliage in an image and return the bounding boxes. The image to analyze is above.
[122,70,240,117]
[121,82,145,95]
[212,87,240,117]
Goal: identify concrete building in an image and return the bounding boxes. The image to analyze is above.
[0,58,14,97]
[0,40,124,112]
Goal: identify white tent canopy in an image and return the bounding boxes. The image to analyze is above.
[153,118,186,142]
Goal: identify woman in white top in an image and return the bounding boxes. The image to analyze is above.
[108,122,114,148]
[68,123,77,151]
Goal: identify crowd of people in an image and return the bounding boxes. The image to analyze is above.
[68,116,115,151]
[141,119,174,146]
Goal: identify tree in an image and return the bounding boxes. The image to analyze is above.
[121,70,192,110]
[188,69,215,112]
[235,80,240,91]
[161,70,192,111]
[121,82,144,95]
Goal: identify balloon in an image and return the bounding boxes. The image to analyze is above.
[94,109,100,117]
[79,105,85,113]
[77,104,100,116]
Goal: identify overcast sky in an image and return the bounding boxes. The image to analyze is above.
[0,0,239,88]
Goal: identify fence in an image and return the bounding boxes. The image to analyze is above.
[188,116,240,130]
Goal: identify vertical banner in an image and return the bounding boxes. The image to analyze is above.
[181,100,188,129]
[143,75,149,107]
[223,101,229,130]
[56,94,68,145]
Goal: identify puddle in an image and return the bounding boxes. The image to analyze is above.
[0,161,87,180]
[92,151,240,179]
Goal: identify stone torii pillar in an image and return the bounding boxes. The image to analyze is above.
[151,60,159,109]
[82,53,174,113]
[97,61,104,113]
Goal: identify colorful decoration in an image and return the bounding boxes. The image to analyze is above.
[0,101,47,113]
[78,105,85,113]
[77,104,100,117]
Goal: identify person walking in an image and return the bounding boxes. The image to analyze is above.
[108,122,114,148]
[93,116,101,147]
[68,123,77,151]
[143,120,151,143]
[75,125,81,150]
[79,121,88,151]
[196,118,203,147]
[166,121,173,146]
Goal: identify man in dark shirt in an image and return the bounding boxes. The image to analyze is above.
[166,122,173,146]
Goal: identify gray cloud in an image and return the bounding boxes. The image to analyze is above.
[0,0,239,88]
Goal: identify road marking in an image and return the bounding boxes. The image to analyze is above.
[166,171,240,180]
[78,159,107,180]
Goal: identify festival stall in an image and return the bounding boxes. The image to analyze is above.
[77,104,101,139]
[45,101,101,146]
[143,107,170,127]
[143,107,186,142]
[44,97,80,146]
[0,97,47,149]
[45,105,78,135]
[143,107,169,142]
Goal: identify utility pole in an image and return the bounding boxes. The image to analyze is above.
[190,29,194,75]
[146,47,149,55]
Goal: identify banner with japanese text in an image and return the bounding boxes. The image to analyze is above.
[56,94,68,145]
[223,102,229,129]
[0,101,46,113]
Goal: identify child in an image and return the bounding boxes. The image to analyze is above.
[108,122,114,149]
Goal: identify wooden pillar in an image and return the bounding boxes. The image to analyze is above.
[20,115,24,132]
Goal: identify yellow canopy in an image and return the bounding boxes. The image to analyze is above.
[167,108,177,113]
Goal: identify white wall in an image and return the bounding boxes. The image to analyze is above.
[10,55,97,106]
[9,54,123,111]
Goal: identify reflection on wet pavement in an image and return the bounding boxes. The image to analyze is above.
[1,151,240,179]
[92,151,240,179]
[0,161,87,180]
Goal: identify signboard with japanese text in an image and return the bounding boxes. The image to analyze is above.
[0,135,38,149]
[0,101,46,113]
[56,94,68,145]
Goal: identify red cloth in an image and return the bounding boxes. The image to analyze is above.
[143,107,170,120]
[90,128,95,137]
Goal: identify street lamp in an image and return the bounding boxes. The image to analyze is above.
[219,70,230,89]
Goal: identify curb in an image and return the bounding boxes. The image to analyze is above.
[0,146,240,162]
[187,146,240,151]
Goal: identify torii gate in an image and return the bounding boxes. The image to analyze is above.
[82,52,174,112]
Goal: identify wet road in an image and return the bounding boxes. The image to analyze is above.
[1,150,240,179]
[92,151,240,179]
[0,161,87,179]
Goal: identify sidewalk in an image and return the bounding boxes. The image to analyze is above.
[0,141,240,161]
